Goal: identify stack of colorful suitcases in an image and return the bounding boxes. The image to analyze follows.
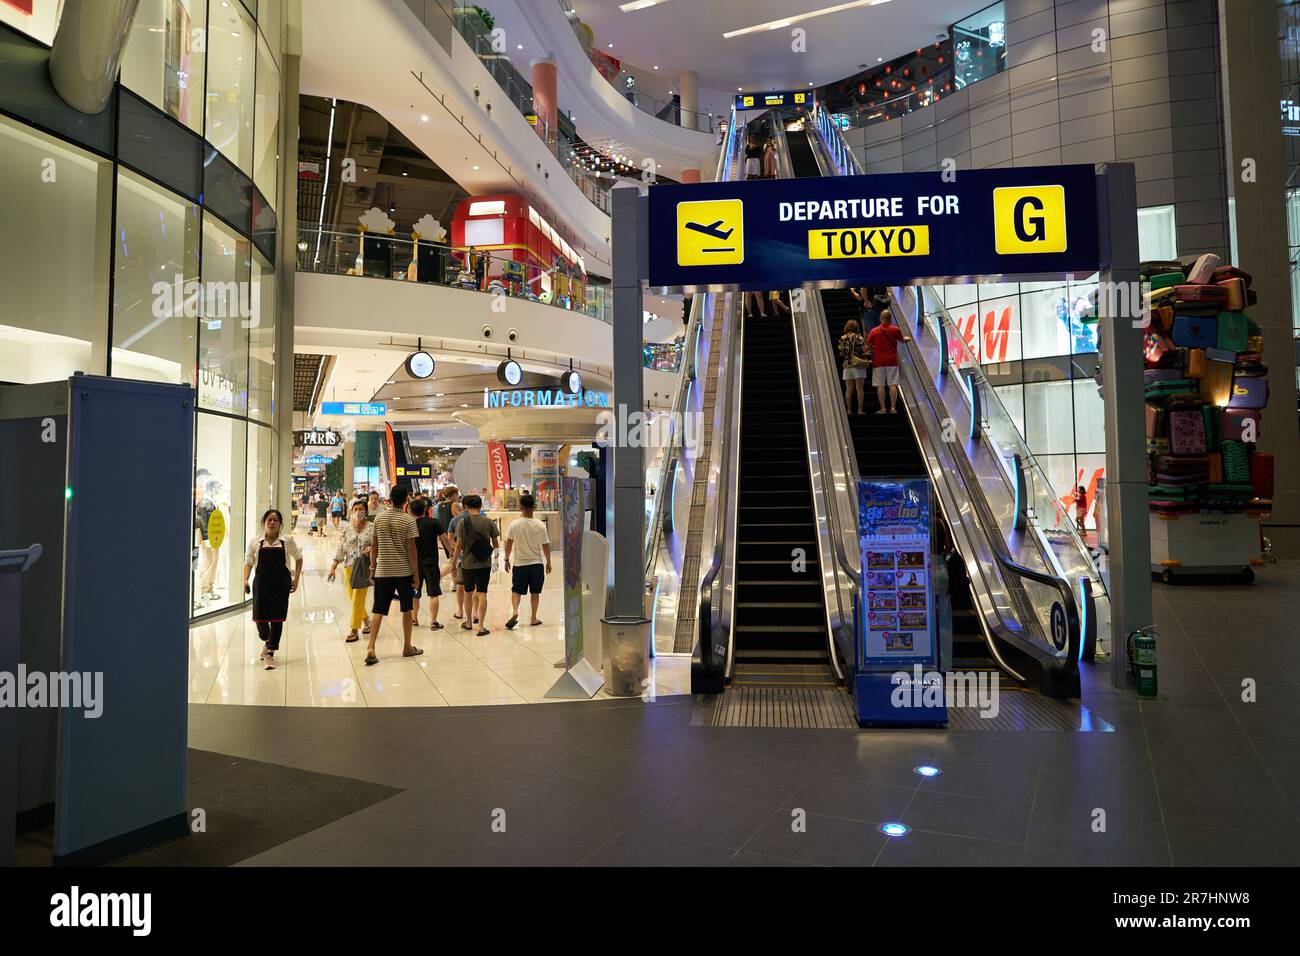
[1140,253,1273,516]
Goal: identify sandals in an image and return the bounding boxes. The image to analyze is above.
[429,622,444,631]
[476,628,490,637]
[453,612,463,620]
[345,631,359,643]
[364,654,378,666]
[461,621,473,631]
[505,616,518,630]
[529,620,543,627]
[402,647,424,658]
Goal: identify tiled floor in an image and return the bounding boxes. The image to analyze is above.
[189,529,689,707]
[179,559,1300,866]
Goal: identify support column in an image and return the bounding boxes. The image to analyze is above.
[603,183,650,696]
[531,56,558,149]
[680,166,701,184]
[342,440,355,500]
[48,0,141,113]
[274,46,302,518]
[677,69,700,130]
[1222,0,1300,554]
[1097,163,1152,689]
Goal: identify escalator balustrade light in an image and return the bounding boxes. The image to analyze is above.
[879,822,911,837]
[912,765,942,777]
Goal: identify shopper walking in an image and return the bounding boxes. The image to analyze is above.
[1074,485,1089,536]
[762,135,776,178]
[865,309,911,414]
[409,497,452,631]
[242,509,303,669]
[329,490,346,531]
[447,494,499,636]
[503,494,552,629]
[364,485,422,666]
[313,493,329,534]
[366,489,382,522]
[838,317,870,415]
[326,500,374,643]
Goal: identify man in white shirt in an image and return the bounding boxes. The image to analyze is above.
[503,494,552,629]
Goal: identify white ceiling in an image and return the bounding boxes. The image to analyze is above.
[565,0,980,92]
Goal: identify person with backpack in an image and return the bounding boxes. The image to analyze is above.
[838,317,870,415]
[411,496,452,631]
[447,493,499,636]
[363,484,422,666]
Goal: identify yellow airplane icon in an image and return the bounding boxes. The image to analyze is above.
[677,199,744,266]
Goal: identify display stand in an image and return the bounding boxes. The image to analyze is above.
[853,478,947,727]
[546,480,606,699]
[1150,512,1260,582]
[0,545,41,866]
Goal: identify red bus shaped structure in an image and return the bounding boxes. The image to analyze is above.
[448,194,588,310]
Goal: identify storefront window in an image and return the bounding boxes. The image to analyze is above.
[111,168,201,385]
[198,217,252,414]
[1022,379,1078,457]
[248,251,276,423]
[253,33,281,205]
[0,115,111,383]
[121,0,208,135]
[194,413,248,614]
[1137,205,1178,261]
[205,0,256,174]
[247,422,276,546]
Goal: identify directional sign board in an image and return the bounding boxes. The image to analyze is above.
[734,89,813,111]
[646,164,1099,292]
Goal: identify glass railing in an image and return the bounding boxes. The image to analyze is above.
[296,224,610,323]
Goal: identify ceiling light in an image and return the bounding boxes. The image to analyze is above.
[472,164,480,170]
[517,44,524,49]
[619,0,669,11]
[420,114,429,122]
[607,42,614,48]
[723,0,888,39]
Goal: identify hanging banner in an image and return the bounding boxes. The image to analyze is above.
[531,446,560,510]
[487,441,511,494]
[561,477,589,669]
[384,422,398,487]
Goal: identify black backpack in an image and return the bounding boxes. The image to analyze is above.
[464,516,493,560]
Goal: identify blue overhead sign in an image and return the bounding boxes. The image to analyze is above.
[646,164,1100,292]
[320,402,386,416]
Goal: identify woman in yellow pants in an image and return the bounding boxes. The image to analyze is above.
[327,501,374,642]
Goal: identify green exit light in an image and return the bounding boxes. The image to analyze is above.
[65,487,73,500]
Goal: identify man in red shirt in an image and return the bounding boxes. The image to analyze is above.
[865,309,911,414]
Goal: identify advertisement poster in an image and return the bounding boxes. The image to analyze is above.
[531,446,560,509]
[561,477,589,669]
[857,479,934,667]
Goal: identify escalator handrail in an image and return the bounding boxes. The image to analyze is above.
[645,108,740,584]
[891,286,1082,672]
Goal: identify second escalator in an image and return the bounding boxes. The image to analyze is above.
[733,311,835,687]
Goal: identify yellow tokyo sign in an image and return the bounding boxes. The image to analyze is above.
[992,185,1067,254]
[677,199,745,266]
[808,225,931,260]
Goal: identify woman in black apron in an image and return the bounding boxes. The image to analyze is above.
[242,509,303,669]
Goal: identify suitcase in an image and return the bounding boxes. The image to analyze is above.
[1222,441,1250,483]
[1149,271,1184,290]
[1250,453,1275,499]
[1186,348,1206,378]
[1198,360,1234,406]
[1144,367,1184,384]
[1145,380,1198,403]
[1149,305,1174,332]
[1227,374,1268,409]
[1234,354,1268,376]
[1142,259,1184,278]
[1246,334,1264,353]
[1186,252,1222,284]
[1169,408,1208,454]
[1207,451,1224,484]
[1216,311,1249,351]
[1143,331,1176,366]
[1212,265,1252,287]
[1145,403,1163,438]
[1246,288,1258,307]
[1174,284,1230,312]
[1202,403,1219,449]
[1144,287,1177,310]
[1220,408,1260,443]
[1171,314,1217,349]
[1217,276,1246,311]
[1206,346,1236,363]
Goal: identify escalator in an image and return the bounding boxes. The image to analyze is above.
[732,314,835,688]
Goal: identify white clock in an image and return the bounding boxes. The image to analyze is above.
[561,370,582,395]
[498,359,523,386]
[405,350,435,379]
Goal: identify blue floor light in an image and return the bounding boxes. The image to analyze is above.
[879,822,911,837]
[913,765,942,778]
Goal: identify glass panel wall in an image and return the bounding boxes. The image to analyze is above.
[111,168,202,385]
[121,0,208,135]
[253,33,281,205]
[0,115,112,383]
[198,217,253,414]
[205,0,256,173]
[194,412,248,614]
[248,251,276,423]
